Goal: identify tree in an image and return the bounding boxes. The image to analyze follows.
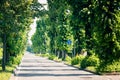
[0,0,33,71]
[47,0,73,59]
[94,0,120,66]
[32,15,49,53]
[66,0,91,55]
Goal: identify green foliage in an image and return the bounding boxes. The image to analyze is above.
[0,0,35,71]
[81,55,99,69]
[66,0,93,54]
[91,1,120,72]
[30,0,120,73]
[47,0,73,55]
[97,60,120,73]
[0,48,2,57]
[40,53,49,57]
[8,54,23,66]
[53,57,62,62]
[7,31,29,57]
[65,55,72,64]
[86,66,96,72]
[48,54,56,60]
[31,15,49,53]
[71,55,85,65]
[0,65,15,80]
[31,0,47,17]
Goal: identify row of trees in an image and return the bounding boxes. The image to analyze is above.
[32,0,73,59]
[32,0,120,72]
[0,0,43,71]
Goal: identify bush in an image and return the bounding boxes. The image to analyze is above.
[71,55,85,65]
[65,55,72,63]
[45,53,50,57]
[54,57,62,62]
[41,53,49,57]
[81,55,99,69]
[97,60,120,72]
[8,54,22,65]
[48,54,56,60]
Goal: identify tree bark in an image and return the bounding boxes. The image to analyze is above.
[2,33,6,71]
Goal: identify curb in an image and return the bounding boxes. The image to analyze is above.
[51,59,99,75]
[63,62,100,75]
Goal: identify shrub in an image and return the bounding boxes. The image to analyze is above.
[41,53,49,57]
[44,53,49,57]
[48,54,56,60]
[71,55,85,65]
[81,55,99,69]
[8,54,22,65]
[65,55,72,63]
[97,60,120,72]
[54,57,62,62]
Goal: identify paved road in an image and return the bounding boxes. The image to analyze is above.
[10,52,120,80]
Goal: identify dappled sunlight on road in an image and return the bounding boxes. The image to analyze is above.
[10,52,120,80]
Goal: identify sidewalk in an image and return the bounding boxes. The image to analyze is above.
[10,52,120,80]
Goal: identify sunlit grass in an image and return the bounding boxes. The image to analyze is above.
[0,65,16,80]
[0,50,23,80]
[86,66,96,72]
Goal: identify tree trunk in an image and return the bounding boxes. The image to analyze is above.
[57,50,60,58]
[62,50,66,60]
[6,49,10,63]
[2,33,6,71]
[59,50,62,59]
[72,44,76,57]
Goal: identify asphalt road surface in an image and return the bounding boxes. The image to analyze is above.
[10,52,120,80]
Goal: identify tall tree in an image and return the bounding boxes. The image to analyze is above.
[94,0,120,71]
[66,0,90,54]
[0,0,33,71]
[47,0,73,59]
[47,0,58,54]
[32,15,49,53]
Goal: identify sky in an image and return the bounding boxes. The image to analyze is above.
[38,0,48,10]
[28,0,47,45]
[28,18,37,44]
[38,0,47,4]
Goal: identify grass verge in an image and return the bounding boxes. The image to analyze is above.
[0,52,23,80]
[0,65,16,80]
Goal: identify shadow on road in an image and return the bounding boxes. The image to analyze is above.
[17,73,95,77]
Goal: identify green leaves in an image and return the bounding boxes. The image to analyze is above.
[0,0,35,70]
[94,0,120,61]
[31,0,120,72]
[32,15,49,53]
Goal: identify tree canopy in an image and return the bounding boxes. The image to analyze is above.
[0,0,44,71]
[32,0,120,72]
